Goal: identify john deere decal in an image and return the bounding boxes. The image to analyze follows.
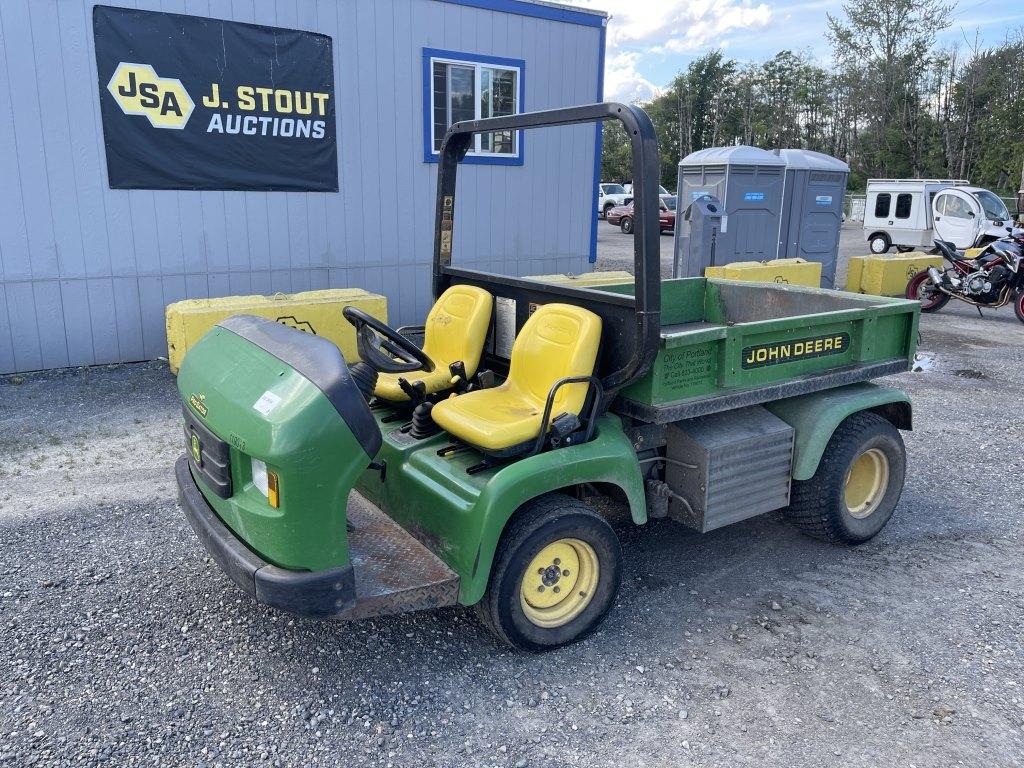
[741,333,851,369]
[93,6,337,191]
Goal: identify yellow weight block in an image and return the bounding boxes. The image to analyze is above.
[704,258,822,287]
[845,256,867,293]
[525,270,635,287]
[165,288,387,374]
[858,253,943,296]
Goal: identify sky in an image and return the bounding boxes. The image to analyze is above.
[572,0,1024,102]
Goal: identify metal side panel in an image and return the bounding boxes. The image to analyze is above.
[666,406,794,533]
[338,492,461,621]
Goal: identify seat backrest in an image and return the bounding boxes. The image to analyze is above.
[506,303,602,415]
[420,285,493,374]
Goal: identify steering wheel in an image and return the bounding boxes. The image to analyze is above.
[342,306,435,375]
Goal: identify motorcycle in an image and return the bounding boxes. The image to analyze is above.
[906,234,1024,323]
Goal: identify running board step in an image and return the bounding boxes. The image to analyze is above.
[338,492,460,621]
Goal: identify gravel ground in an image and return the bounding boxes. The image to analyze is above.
[2,228,1023,767]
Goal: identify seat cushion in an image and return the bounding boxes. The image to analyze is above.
[374,367,454,401]
[431,386,543,452]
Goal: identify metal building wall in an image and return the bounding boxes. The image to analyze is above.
[0,0,603,373]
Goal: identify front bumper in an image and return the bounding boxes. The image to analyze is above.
[175,456,356,617]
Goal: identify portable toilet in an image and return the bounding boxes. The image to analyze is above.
[674,146,786,274]
[778,149,850,288]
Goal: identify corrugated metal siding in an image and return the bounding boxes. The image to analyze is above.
[0,0,601,373]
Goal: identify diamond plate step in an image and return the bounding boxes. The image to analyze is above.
[338,492,460,621]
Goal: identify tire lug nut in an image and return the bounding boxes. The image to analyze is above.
[562,570,570,577]
[553,558,561,565]
[553,586,560,593]
[537,568,545,574]
[537,586,545,592]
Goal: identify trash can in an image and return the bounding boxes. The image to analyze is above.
[674,194,724,278]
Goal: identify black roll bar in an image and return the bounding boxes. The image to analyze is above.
[431,102,662,398]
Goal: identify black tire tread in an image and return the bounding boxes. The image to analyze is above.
[785,411,904,545]
[474,493,615,650]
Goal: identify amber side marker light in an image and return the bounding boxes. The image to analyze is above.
[267,470,280,509]
[251,457,281,508]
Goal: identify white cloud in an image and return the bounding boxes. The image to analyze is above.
[603,51,661,103]
[577,0,774,100]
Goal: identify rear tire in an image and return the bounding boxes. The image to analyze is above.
[475,494,622,652]
[869,234,891,254]
[1015,291,1024,324]
[602,203,615,219]
[896,245,915,253]
[785,412,906,545]
[906,270,949,312]
[620,217,633,234]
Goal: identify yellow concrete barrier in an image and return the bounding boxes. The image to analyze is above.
[704,258,821,287]
[165,288,387,374]
[844,252,943,296]
[965,246,985,259]
[845,256,867,294]
[525,270,635,287]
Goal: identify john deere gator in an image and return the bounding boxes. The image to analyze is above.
[175,103,919,650]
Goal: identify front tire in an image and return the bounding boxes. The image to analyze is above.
[620,216,634,234]
[896,245,915,253]
[869,234,891,254]
[475,494,622,652]
[785,412,906,545]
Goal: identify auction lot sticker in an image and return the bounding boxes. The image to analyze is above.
[93,5,337,191]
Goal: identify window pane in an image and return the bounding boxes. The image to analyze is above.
[449,65,475,125]
[942,195,972,219]
[480,66,516,154]
[874,193,891,218]
[432,62,448,152]
[895,193,912,219]
[432,62,475,153]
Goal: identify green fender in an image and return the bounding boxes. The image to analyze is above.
[765,383,912,481]
[460,415,646,604]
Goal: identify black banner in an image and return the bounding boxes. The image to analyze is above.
[93,6,338,192]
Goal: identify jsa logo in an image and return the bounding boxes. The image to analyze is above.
[107,63,194,129]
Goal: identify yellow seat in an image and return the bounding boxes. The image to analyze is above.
[374,285,493,402]
[431,303,601,453]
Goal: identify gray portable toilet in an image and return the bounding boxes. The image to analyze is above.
[674,146,786,273]
[778,149,849,287]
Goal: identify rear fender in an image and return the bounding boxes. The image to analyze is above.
[766,383,912,481]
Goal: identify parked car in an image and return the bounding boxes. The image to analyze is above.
[622,183,672,207]
[597,183,630,218]
[863,178,1020,253]
[606,198,674,234]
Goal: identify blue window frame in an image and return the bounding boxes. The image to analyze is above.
[422,48,525,166]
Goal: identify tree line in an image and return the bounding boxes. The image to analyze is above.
[601,0,1024,199]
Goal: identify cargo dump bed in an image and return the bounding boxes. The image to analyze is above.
[590,278,919,424]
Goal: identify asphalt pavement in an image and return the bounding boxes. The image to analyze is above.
[1,226,1022,767]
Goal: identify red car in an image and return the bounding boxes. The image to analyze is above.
[606,196,676,234]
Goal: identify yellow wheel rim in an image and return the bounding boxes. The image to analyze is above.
[844,448,890,519]
[519,538,599,629]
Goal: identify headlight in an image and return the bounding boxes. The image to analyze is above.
[251,457,280,508]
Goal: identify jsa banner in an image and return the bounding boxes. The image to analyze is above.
[93,6,338,192]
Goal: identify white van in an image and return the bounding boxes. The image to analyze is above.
[863,179,1016,253]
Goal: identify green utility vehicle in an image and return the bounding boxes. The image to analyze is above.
[175,104,920,651]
